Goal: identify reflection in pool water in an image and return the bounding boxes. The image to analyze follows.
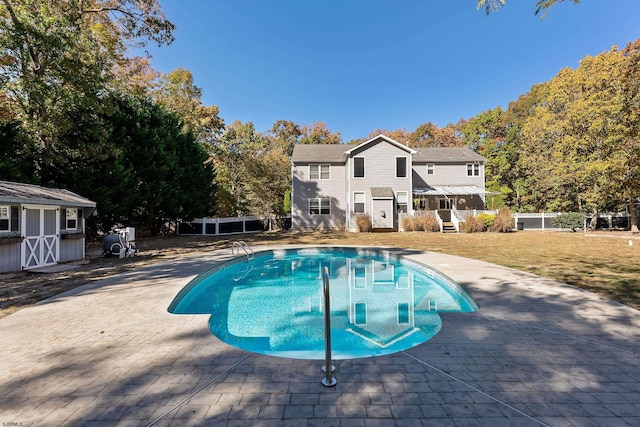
[169,247,478,360]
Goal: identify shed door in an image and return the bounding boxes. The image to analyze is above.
[372,199,394,229]
[22,207,59,269]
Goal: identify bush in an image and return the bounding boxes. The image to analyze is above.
[416,214,440,232]
[477,213,495,230]
[461,216,484,233]
[356,214,372,232]
[401,215,414,231]
[552,212,585,231]
[493,207,513,233]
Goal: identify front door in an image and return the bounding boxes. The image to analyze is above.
[372,199,394,229]
[22,206,59,269]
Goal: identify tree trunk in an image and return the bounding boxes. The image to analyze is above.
[589,206,598,230]
[630,197,639,233]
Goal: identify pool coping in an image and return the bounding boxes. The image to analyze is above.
[0,244,639,426]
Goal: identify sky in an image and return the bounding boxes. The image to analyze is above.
[141,1,640,142]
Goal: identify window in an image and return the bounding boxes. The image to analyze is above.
[354,302,367,325]
[398,302,410,324]
[439,198,453,209]
[354,266,367,289]
[467,163,480,176]
[66,208,78,229]
[309,198,330,215]
[396,191,408,213]
[353,157,365,178]
[427,163,435,175]
[309,164,330,180]
[0,206,9,232]
[396,157,407,178]
[353,192,365,214]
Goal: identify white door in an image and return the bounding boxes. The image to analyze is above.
[22,206,59,269]
[372,199,394,229]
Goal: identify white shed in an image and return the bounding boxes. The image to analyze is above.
[0,181,96,273]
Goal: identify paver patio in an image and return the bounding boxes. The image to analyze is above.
[0,245,639,426]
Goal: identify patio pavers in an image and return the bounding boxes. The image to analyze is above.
[0,245,639,426]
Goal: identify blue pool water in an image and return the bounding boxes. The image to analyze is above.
[168,247,478,360]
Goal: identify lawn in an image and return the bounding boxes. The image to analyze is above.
[0,230,638,319]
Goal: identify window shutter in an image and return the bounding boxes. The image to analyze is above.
[60,208,67,230]
[10,206,19,231]
[78,208,84,230]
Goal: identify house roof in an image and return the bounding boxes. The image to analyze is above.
[344,134,417,156]
[291,144,352,163]
[413,147,485,162]
[291,137,485,164]
[0,181,97,208]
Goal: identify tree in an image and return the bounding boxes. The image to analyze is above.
[213,121,268,217]
[367,128,411,144]
[0,0,174,149]
[153,67,224,144]
[477,0,580,16]
[621,40,640,232]
[519,47,629,221]
[44,94,214,234]
[269,119,301,155]
[298,122,342,145]
[408,122,463,147]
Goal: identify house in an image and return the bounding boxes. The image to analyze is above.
[0,181,96,273]
[290,134,487,232]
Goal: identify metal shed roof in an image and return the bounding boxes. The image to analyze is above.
[413,185,492,196]
[0,181,97,208]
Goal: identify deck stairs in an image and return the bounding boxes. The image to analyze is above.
[442,222,457,233]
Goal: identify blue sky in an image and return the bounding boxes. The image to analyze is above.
[143,1,640,142]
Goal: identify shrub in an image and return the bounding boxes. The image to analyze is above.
[401,215,414,231]
[493,207,513,233]
[416,213,440,232]
[477,213,495,230]
[552,212,585,231]
[461,215,484,233]
[356,214,372,232]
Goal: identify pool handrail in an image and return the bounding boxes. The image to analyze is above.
[321,266,337,387]
[231,240,254,261]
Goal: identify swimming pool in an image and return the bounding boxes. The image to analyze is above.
[168,247,478,360]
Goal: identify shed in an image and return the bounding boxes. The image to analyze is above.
[0,181,96,273]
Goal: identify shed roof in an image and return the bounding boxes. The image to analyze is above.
[0,181,97,208]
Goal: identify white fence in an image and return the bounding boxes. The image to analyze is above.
[178,216,290,236]
[455,210,633,230]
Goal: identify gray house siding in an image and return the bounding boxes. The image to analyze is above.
[347,140,413,230]
[292,162,347,230]
[412,160,486,211]
[412,161,484,187]
[0,242,21,272]
[59,237,85,262]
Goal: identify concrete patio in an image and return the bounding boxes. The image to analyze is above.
[0,245,639,426]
